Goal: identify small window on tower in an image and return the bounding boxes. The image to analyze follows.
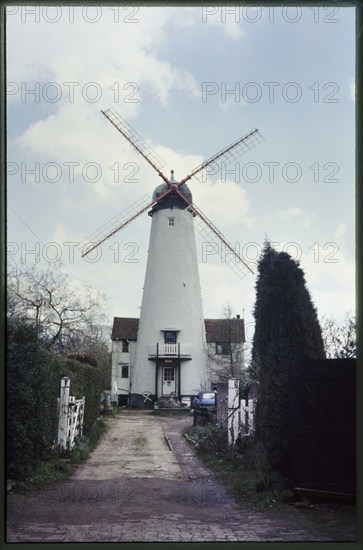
[168,217,175,227]
[122,340,129,352]
[121,365,129,378]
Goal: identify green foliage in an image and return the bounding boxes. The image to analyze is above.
[7,323,58,477]
[70,417,106,464]
[67,352,97,366]
[184,425,291,508]
[185,424,228,455]
[251,241,325,478]
[151,409,190,416]
[15,458,73,493]
[7,321,101,481]
[61,357,101,434]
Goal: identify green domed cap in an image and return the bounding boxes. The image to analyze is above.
[151,171,192,210]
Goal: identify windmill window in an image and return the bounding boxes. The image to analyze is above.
[121,365,129,378]
[216,342,230,355]
[168,217,175,226]
[164,331,177,344]
[122,340,129,352]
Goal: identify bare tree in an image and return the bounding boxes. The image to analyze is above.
[321,311,356,359]
[7,261,107,355]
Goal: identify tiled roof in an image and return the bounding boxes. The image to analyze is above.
[112,317,245,343]
[111,317,139,340]
[204,318,245,343]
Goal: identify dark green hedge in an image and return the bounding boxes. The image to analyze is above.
[61,357,100,435]
[251,242,325,478]
[7,322,101,480]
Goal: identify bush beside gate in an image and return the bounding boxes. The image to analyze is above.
[7,322,101,480]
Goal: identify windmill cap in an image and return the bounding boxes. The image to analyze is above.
[152,180,193,205]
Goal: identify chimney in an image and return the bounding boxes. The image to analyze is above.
[236,314,240,319]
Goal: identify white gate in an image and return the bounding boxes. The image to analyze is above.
[226,377,257,445]
[57,376,85,452]
[240,398,256,436]
[228,377,240,446]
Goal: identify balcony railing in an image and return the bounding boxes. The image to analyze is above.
[147,343,191,358]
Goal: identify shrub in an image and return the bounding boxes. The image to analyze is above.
[60,357,100,434]
[7,322,101,480]
[185,424,228,455]
[184,425,290,506]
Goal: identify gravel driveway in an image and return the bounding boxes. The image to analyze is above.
[6,410,356,542]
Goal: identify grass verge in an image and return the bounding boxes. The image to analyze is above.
[12,417,107,494]
[70,416,107,463]
[183,424,292,509]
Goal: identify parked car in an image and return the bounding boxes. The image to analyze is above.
[191,391,217,410]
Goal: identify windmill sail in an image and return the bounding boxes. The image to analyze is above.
[183,203,254,279]
[81,109,264,277]
[180,128,264,184]
[102,109,169,183]
[79,194,155,257]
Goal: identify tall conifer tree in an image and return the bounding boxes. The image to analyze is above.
[251,241,325,476]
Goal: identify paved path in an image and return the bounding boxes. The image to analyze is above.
[7,410,356,542]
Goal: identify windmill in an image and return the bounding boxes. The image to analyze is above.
[81,108,263,407]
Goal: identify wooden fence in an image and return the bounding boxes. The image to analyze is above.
[289,358,356,498]
[214,379,256,443]
[240,398,256,436]
[57,376,85,452]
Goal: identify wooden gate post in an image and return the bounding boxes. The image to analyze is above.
[58,377,70,451]
[228,377,240,446]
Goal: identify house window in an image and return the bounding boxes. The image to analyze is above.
[216,342,230,355]
[122,340,129,352]
[164,367,175,381]
[121,365,129,378]
[164,331,177,344]
[168,217,175,227]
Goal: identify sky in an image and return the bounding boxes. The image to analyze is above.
[6,5,356,350]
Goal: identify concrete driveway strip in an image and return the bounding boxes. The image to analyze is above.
[73,412,182,480]
[6,410,357,543]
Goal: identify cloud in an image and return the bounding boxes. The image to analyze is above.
[199,6,244,40]
[6,7,200,108]
[277,206,312,229]
[334,222,347,240]
[192,178,254,231]
[198,260,254,318]
[6,5,355,333]
[300,247,355,319]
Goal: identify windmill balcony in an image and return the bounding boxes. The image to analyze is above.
[147,343,192,358]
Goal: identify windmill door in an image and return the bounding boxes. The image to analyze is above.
[162,366,176,396]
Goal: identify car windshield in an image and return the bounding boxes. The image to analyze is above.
[201,393,215,400]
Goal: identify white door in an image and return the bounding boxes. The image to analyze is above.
[162,366,176,395]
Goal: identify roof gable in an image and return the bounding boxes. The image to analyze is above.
[204,318,245,343]
[112,317,245,343]
[111,317,139,341]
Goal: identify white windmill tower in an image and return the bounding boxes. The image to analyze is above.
[81,109,263,407]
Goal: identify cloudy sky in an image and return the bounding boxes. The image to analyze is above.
[6,5,355,346]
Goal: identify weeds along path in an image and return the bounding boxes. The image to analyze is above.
[7,410,356,543]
